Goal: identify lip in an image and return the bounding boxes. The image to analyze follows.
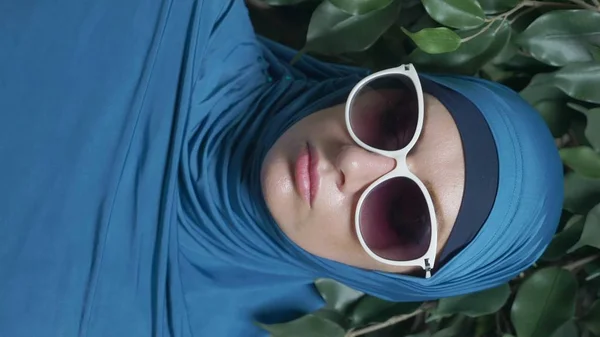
[294,143,320,206]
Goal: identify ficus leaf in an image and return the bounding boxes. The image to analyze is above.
[259,0,310,4]
[560,146,600,179]
[421,0,486,29]
[409,20,511,74]
[329,0,394,15]
[583,108,600,151]
[256,313,345,337]
[315,278,364,312]
[435,283,510,318]
[563,171,600,215]
[349,296,420,326]
[581,300,600,335]
[520,73,571,137]
[551,62,600,104]
[304,0,401,55]
[477,0,519,14]
[511,267,577,337]
[517,10,600,66]
[401,27,461,54]
[541,215,585,261]
[568,202,600,252]
[550,321,578,337]
[431,315,468,337]
[406,333,432,337]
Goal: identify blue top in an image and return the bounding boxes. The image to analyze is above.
[0,1,563,336]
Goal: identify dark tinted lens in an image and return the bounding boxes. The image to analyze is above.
[350,75,419,151]
[359,177,431,261]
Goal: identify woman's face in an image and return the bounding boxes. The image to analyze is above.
[261,93,465,274]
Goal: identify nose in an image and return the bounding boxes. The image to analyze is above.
[336,145,396,194]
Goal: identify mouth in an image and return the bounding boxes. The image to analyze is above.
[294,142,320,207]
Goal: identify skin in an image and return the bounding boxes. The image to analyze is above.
[260,93,465,274]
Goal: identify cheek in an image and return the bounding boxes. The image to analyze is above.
[261,143,299,234]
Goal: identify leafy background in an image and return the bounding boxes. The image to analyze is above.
[246,0,600,336]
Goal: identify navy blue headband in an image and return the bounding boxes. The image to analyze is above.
[420,77,499,266]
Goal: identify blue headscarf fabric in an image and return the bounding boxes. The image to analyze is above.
[0,0,562,336]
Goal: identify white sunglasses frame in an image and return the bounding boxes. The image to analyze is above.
[345,64,437,278]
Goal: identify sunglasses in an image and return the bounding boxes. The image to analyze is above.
[345,64,437,278]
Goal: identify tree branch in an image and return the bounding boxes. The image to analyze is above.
[568,0,600,11]
[461,19,496,43]
[345,303,434,337]
[563,254,600,272]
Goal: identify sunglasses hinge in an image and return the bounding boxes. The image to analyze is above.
[424,258,432,278]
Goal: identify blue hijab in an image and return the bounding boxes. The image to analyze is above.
[0,0,562,336]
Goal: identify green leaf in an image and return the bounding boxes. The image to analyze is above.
[407,333,432,337]
[571,112,594,148]
[520,74,571,137]
[409,20,511,74]
[566,102,589,115]
[256,314,346,337]
[550,321,578,337]
[329,0,394,15]
[304,0,402,55]
[564,171,600,214]
[313,308,348,328]
[477,0,519,14]
[517,10,600,66]
[560,146,600,179]
[510,267,578,337]
[474,315,495,337]
[431,315,468,337]
[534,100,572,138]
[315,279,363,312]
[436,284,510,317]
[551,62,600,104]
[349,296,420,326]
[583,108,600,151]
[585,261,600,281]
[260,0,310,5]
[568,202,600,252]
[568,103,600,150]
[421,0,485,29]
[582,300,600,335]
[401,27,461,54]
[541,215,585,261]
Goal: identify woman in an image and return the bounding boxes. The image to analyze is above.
[0,0,562,336]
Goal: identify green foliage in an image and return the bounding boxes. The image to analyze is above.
[421,0,485,29]
[517,10,600,66]
[350,296,421,326]
[249,0,600,335]
[435,284,510,318]
[409,20,510,74]
[550,321,578,337]
[511,267,577,337]
[542,215,585,261]
[329,0,394,15]
[315,278,364,312]
[304,0,401,54]
[560,147,600,179]
[256,312,346,337]
[581,300,600,335]
[568,203,600,252]
[401,27,461,54]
